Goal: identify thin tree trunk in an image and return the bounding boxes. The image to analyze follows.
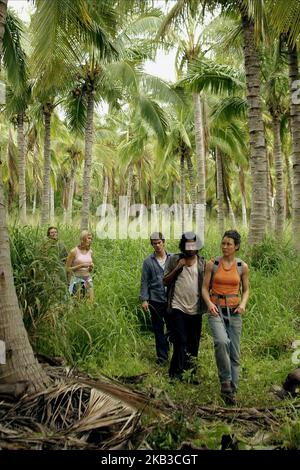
[7,129,16,211]
[266,150,275,231]
[284,151,292,218]
[238,167,247,228]
[32,128,38,215]
[0,0,7,44]
[241,12,267,244]
[80,89,94,231]
[50,184,54,223]
[17,113,26,224]
[186,151,196,216]
[66,174,75,224]
[223,175,236,229]
[172,180,176,204]
[41,106,52,225]
[216,148,225,234]
[102,171,109,218]
[272,115,285,237]
[126,163,133,206]
[180,150,185,233]
[111,167,115,205]
[288,43,300,250]
[193,92,206,232]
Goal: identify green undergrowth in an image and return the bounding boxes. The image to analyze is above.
[8,223,300,449]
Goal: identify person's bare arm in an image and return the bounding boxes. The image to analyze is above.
[163,258,186,286]
[202,260,219,316]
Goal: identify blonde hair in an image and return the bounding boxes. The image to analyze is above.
[80,230,90,242]
[79,230,92,247]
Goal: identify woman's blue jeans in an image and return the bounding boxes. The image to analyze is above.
[208,310,242,392]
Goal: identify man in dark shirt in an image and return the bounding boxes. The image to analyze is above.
[46,226,68,262]
[140,232,172,365]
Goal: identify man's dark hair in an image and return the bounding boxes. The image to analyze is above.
[179,231,201,252]
[222,230,241,248]
[150,232,165,244]
[47,226,58,237]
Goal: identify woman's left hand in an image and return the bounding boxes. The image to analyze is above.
[234,305,245,315]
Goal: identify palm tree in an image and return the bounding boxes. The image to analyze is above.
[269,0,300,248]
[0,0,50,395]
[158,10,208,234]
[31,0,118,227]
[262,43,289,237]
[158,0,269,244]
[3,9,30,224]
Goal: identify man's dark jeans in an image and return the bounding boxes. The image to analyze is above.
[169,308,202,379]
[149,300,171,362]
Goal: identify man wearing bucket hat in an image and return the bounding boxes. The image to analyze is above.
[164,232,206,383]
[140,232,172,365]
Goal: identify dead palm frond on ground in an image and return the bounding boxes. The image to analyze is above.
[0,362,169,450]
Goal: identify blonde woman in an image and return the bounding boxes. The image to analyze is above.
[66,231,94,300]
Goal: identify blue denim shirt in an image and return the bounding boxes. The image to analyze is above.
[140,252,172,303]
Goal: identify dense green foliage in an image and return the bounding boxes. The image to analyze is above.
[9,223,300,449]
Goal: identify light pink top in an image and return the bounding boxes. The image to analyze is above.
[72,247,93,277]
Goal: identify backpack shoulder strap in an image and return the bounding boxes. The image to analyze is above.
[235,258,243,278]
[210,256,222,289]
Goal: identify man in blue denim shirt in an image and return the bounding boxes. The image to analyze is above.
[140,232,172,364]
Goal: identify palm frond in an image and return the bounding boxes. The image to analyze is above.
[180,58,245,94]
[3,9,28,91]
[107,61,138,92]
[137,96,169,145]
[120,10,163,39]
[210,96,247,122]
[31,0,117,91]
[269,0,300,46]
[64,87,87,136]
[140,74,184,106]
[156,0,189,40]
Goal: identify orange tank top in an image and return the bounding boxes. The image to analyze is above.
[210,259,240,308]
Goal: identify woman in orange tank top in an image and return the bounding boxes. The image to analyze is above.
[202,230,249,405]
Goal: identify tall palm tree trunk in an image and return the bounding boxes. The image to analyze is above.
[284,151,292,218]
[17,112,26,224]
[180,151,185,233]
[193,92,206,234]
[0,164,50,392]
[223,177,236,228]
[102,171,109,218]
[186,151,196,216]
[0,0,7,42]
[216,148,224,234]
[80,89,95,231]
[50,184,55,223]
[41,105,52,225]
[1,6,49,389]
[66,171,75,224]
[241,12,267,244]
[32,128,38,215]
[272,115,285,237]
[288,43,300,250]
[238,167,247,227]
[126,163,133,206]
[266,150,275,230]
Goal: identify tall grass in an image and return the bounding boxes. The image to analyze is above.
[9,224,300,410]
